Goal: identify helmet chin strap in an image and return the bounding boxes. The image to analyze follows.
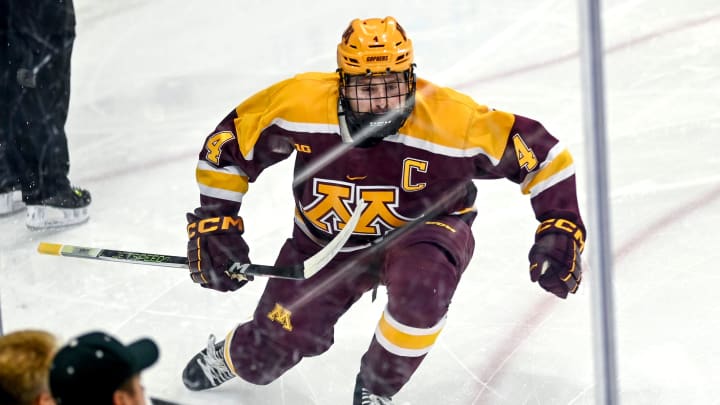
[338,102,398,148]
[338,94,414,148]
[337,101,354,144]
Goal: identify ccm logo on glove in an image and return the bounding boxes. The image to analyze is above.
[535,218,585,252]
[187,216,244,238]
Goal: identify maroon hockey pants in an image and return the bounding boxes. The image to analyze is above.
[226,215,475,397]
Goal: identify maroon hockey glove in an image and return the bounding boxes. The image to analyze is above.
[528,217,585,299]
[186,213,252,292]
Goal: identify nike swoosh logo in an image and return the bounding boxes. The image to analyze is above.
[346,175,367,181]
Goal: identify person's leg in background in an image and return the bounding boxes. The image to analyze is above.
[6,0,90,228]
[0,0,24,216]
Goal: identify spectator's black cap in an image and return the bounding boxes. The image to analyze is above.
[49,331,159,405]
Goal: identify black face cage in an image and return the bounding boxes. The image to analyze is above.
[338,66,416,147]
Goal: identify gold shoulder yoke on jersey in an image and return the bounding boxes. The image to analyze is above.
[401,79,515,161]
[233,73,340,158]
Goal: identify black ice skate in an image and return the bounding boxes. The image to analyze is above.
[182,334,236,391]
[25,186,91,229]
[353,375,393,405]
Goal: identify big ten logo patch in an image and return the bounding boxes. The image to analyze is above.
[267,303,293,331]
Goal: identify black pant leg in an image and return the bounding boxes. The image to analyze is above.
[0,3,20,191]
[8,32,74,200]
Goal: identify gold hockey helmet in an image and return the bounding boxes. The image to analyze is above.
[337,16,414,75]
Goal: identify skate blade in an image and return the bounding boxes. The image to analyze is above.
[25,205,90,230]
[0,191,25,216]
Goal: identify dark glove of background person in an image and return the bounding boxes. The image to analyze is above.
[528,216,585,299]
[186,213,252,292]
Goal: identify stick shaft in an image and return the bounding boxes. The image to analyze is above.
[35,201,366,280]
[38,242,188,267]
[37,199,370,280]
[38,242,309,279]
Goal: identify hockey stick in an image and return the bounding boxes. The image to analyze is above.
[36,200,367,280]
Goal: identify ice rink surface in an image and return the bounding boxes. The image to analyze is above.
[2,1,720,404]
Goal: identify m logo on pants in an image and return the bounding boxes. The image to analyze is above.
[267,303,293,331]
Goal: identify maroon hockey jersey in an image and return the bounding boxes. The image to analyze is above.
[193,72,583,249]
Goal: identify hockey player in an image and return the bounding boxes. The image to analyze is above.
[182,16,585,404]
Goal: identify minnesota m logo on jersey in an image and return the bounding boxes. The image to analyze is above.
[302,179,413,237]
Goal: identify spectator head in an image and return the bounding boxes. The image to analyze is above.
[0,329,58,405]
[49,331,159,405]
